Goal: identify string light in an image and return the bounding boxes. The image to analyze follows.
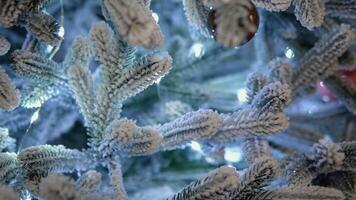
[17,108,41,152]
[190,141,203,153]
[285,47,295,59]
[236,88,248,103]
[190,42,205,58]
[152,12,159,22]
[224,146,243,163]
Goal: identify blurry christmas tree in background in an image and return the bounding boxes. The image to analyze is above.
[0,0,355,199]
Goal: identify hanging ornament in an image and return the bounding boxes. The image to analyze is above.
[339,69,356,85]
[207,0,259,48]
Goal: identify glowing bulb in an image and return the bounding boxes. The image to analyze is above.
[30,109,40,124]
[236,88,248,103]
[190,141,203,153]
[152,12,159,22]
[285,47,295,59]
[224,146,243,163]
[190,43,204,58]
[58,26,65,38]
[46,45,54,53]
[155,76,162,84]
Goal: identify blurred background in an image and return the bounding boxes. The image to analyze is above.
[0,0,355,198]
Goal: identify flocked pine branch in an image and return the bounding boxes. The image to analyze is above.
[210,108,289,144]
[0,36,10,56]
[101,0,163,49]
[231,157,278,200]
[308,139,345,173]
[292,24,354,93]
[182,0,210,37]
[252,186,345,200]
[281,140,356,186]
[38,173,80,200]
[246,72,269,104]
[0,128,15,152]
[0,0,62,46]
[168,165,239,200]
[102,118,162,157]
[251,82,291,113]
[251,0,292,12]
[293,0,326,30]
[18,145,90,175]
[0,68,20,111]
[68,62,96,130]
[242,137,272,164]
[268,58,292,86]
[108,161,128,200]
[325,0,356,20]
[0,153,18,184]
[77,170,102,196]
[159,109,222,150]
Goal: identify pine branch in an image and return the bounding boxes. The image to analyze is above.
[293,0,325,30]
[308,139,345,173]
[0,0,23,28]
[77,170,102,195]
[63,36,93,70]
[101,0,163,48]
[39,173,79,200]
[246,72,269,104]
[11,50,66,85]
[159,109,222,150]
[168,166,239,200]
[182,0,210,37]
[108,161,128,200]
[18,145,90,175]
[68,62,96,132]
[211,108,289,144]
[242,137,271,165]
[292,24,354,93]
[340,141,356,171]
[251,82,291,113]
[0,128,15,152]
[251,0,291,12]
[252,186,345,200]
[0,36,10,56]
[103,118,162,156]
[326,0,356,20]
[0,67,20,111]
[115,52,172,101]
[232,157,278,200]
[24,12,62,47]
[268,58,292,85]
[0,153,18,184]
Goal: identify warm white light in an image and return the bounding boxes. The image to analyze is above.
[30,109,40,124]
[236,88,248,103]
[190,43,205,58]
[190,141,203,153]
[285,47,295,59]
[58,26,65,38]
[152,12,159,22]
[224,146,243,163]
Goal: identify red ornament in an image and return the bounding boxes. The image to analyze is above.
[339,69,356,85]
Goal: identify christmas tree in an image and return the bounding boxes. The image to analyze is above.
[0,0,355,199]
